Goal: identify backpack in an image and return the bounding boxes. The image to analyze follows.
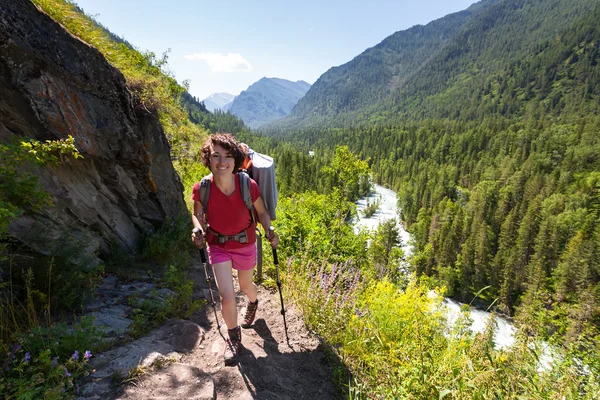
[242,146,277,220]
[199,171,256,226]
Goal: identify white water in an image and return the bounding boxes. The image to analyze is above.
[354,185,412,257]
[355,184,516,348]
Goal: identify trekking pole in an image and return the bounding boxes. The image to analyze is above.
[256,229,263,282]
[200,246,221,330]
[272,247,289,343]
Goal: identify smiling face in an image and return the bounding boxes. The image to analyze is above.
[200,133,247,173]
[209,144,235,175]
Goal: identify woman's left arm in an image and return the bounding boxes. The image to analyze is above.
[254,196,279,248]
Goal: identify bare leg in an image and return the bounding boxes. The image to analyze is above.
[238,268,257,302]
[212,261,237,329]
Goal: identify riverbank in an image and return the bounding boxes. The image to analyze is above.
[355,183,517,348]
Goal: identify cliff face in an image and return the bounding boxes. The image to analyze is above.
[0,0,186,265]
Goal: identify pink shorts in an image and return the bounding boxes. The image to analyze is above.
[206,243,256,271]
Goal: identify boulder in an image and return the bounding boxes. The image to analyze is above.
[0,0,186,266]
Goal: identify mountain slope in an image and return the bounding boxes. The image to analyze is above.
[272,0,599,130]
[202,92,235,112]
[229,78,310,128]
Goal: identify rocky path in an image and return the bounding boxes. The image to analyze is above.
[78,259,339,399]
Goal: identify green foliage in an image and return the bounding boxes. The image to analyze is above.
[287,259,364,345]
[19,136,83,166]
[0,317,99,399]
[289,269,600,398]
[361,197,380,218]
[163,264,202,319]
[275,190,368,266]
[368,218,404,282]
[0,136,81,253]
[0,137,89,344]
[128,219,202,337]
[121,263,201,339]
[141,216,195,268]
[321,146,370,202]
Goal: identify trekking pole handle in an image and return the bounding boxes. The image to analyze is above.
[272,247,279,266]
[200,248,207,264]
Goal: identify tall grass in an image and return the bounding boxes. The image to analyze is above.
[284,259,600,398]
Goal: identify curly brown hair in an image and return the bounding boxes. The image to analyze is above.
[200,133,247,173]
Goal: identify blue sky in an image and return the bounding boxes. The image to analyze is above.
[73,0,477,100]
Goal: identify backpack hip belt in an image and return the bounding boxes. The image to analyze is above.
[206,226,249,244]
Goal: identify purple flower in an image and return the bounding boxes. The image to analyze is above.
[84,350,92,361]
[52,357,59,367]
[76,383,80,394]
[23,352,31,363]
[65,369,71,377]
[71,350,79,361]
[10,343,21,360]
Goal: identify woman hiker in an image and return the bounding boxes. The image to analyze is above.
[191,133,279,365]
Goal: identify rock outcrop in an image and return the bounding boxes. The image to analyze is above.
[0,0,186,265]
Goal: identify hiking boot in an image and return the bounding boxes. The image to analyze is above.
[241,299,259,328]
[224,326,241,365]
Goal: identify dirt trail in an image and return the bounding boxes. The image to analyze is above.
[79,258,339,400]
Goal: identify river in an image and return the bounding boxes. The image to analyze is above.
[355,184,516,348]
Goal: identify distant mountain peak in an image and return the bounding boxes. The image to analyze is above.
[228,77,311,129]
[202,92,236,112]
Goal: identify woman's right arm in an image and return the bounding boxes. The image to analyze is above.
[191,200,205,247]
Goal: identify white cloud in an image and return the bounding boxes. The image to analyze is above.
[184,52,252,72]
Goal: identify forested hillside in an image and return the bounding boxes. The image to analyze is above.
[267,0,599,129]
[261,0,600,354]
[229,77,310,129]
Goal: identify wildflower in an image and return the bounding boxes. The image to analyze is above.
[76,383,80,394]
[23,352,31,363]
[71,350,79,361]
[10,343,21,359]
[84,350,92,361]
[52,357,59,367]
[65,369,71,377]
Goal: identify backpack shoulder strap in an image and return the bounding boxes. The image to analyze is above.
[238,171,256,225]
[199,174,212,215]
